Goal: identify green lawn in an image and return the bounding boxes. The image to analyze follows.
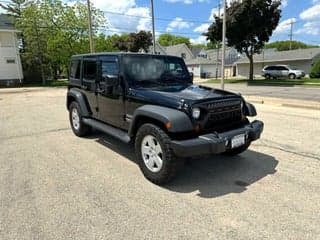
[205,78,320,86]
[22,79,68,87]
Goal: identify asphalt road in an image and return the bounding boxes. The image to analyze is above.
[202,83,320,102]
[0,87,319,240]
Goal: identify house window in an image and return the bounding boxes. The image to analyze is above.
[181,53,186,59]
[6,58,16,64]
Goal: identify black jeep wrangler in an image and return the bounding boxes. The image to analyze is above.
[67,53,263,184]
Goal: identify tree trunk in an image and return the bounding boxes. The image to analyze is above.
[248,55,254,81]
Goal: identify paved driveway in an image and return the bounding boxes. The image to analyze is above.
[0,88,319,239]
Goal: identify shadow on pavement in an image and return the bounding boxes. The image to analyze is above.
[92,131,278,198]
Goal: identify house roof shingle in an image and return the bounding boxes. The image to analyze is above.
[164,43,194,58]
[236,48,320,64]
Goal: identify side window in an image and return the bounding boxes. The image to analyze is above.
[70,60,81,79]
[83,60,97,81]
[101,61,119,78]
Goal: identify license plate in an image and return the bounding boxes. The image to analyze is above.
[231,134,245,149]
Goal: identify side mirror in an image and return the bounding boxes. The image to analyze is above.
[189,72,194,82]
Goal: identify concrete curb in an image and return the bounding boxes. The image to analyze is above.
[244,95,320,111]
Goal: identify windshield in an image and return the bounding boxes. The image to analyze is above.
[123,55,191,87]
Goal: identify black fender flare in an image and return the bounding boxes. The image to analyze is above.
[244,102,257,117]
[66,88,91,117]
[128,105,194,136]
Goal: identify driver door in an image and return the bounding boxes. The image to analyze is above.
[96,56,125,128]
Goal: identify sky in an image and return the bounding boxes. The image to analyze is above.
[1,0,320,45]
[92,0,320,45]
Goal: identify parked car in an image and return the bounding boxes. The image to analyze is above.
[67,53,264,184]
[262,65,305,79]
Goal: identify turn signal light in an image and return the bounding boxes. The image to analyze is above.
[165,121,172,129]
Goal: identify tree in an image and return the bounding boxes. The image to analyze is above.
[113,31,152,52]
[158,33,191,47]
[310,60,320,79]
[205,0,281,80]
[15,0,105,82]
[265,40,318,51]
[0,0,27,18]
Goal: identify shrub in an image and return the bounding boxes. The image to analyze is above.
[310,60,320,78]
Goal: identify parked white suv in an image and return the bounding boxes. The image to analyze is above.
[262,65,305,79]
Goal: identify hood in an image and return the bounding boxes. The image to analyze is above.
[130,84,241,109]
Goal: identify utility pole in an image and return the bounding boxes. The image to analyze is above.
[151,0,156,54]
[289,19,294,50]
[215,0,221,79]
[221,0,227,90]
[87,0,94,53]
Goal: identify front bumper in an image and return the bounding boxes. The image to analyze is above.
[171,120,264,157]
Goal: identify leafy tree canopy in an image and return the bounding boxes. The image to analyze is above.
[265,40,318,51]
[205,0,281,80]
[158,33,191,47]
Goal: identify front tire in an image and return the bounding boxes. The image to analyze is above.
[135,123,183,185]
[289,73,296,79]
[69,101,91,137]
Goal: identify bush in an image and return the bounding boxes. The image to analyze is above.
[310,60,320,78]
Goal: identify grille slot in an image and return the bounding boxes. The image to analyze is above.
[202,99,243,130]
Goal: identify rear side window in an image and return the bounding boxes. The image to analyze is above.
[101,62,119,77]
[83,60,97,80]
[70,60,81,79]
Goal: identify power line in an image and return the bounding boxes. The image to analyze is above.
[101,10,215,24]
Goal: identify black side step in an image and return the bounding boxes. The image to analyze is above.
[83,118,131,143]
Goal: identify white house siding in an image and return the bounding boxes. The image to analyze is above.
[237,60,313,77]
[0,31,23,85]
[188,65,201,77]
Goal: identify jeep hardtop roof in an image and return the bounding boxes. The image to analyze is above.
[71,52,182,59]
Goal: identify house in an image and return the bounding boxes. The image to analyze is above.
[236,48,320,77]
[0,14,23,86]
[164,43,194,61]
[185,57,220,78]
[147,42,167,55]
[190,47,208,59]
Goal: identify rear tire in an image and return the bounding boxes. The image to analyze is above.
[265,74,271,80]
[135,123,183,185]
[69,101,91,137]
[222,142,251,156]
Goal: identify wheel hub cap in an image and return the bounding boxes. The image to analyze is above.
[141,135,163,173]
[71,108,80,130]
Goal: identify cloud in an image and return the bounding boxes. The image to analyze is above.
[90,0,151,33]
[295,2,320,36]
[295,21,320,35]
[193,23,210,33]
[300,3,320,20]
[166,17,193,32]
[190,35,207,44]
[209,7,220,21]
[281,0,288,8]
[164,0,209,4]
[274,18,296,34]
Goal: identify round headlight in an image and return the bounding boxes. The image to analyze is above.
[192,107,201,119]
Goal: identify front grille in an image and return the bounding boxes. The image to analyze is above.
[201,99,243,130]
